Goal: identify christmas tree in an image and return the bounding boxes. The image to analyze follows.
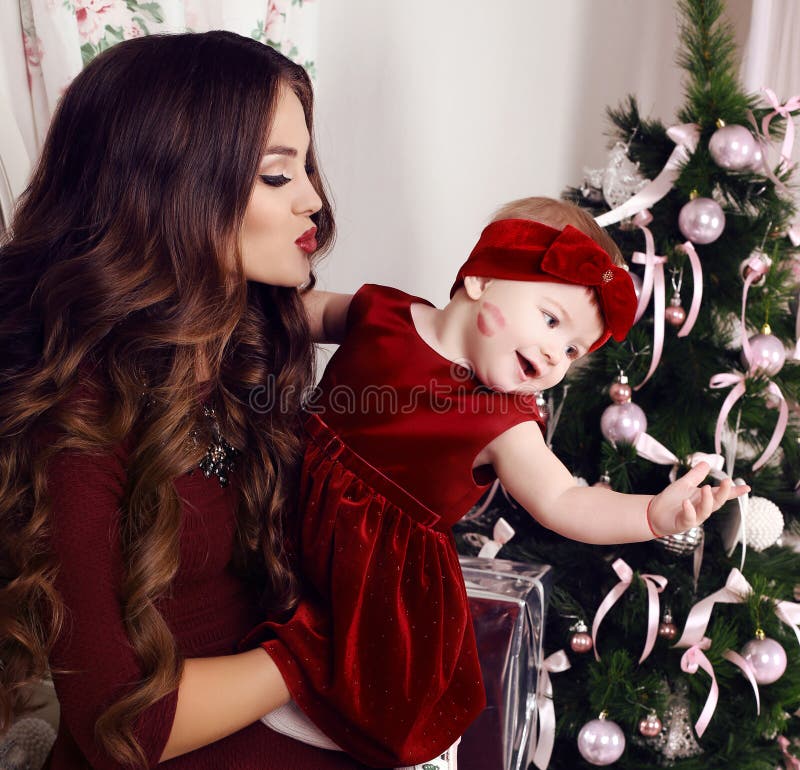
[456,1,800,767]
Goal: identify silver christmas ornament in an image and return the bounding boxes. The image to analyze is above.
[601,142,648,209]
[649,686,703,762]
[654,525,704,556]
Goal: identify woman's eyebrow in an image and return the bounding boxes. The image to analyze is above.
[262,145,298,158]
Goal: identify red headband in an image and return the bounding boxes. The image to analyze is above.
[450,219,637,352]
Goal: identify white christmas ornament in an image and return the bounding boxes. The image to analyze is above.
[738,496,785,551]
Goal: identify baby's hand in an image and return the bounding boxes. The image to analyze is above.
[647,462,751,537]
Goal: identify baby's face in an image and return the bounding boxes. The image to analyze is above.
[461,278,604,393]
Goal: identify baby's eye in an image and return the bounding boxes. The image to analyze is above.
[543,311,558,329]
[260,173,293,187]
[566,345,579,360]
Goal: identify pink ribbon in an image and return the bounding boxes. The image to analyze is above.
[477,517,515,559]
[674,568,752,648]
[675,241,703,338]
[630,211,667,389]
[762,88,800,169]
[595,124,700,226]
[591,559,667,663]
[675,568,800,650]
[740,251,773,367]
[779,736,800,770]
[680,640,761,737]
[529,650,571,770]
[722,648,761,716]
[634,433,725,483]
[680,639,718,737]
[709,373,789,472]
[775,598,800,648]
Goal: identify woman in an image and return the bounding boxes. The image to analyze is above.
[0,31,363,769]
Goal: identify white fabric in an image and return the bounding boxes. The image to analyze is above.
[262,701,461,770]
[261,701,341,751]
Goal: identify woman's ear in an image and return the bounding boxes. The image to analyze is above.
[463,275,492,300]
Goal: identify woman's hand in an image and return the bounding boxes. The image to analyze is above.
[647,462,750,537]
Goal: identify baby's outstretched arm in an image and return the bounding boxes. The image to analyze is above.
[486,422,749,544]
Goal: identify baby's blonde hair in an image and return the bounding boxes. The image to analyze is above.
[491,196,625,267]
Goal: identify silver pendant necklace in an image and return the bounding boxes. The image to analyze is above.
[193,404,239,487]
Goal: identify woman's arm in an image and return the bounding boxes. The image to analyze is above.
[301,289,353,343]
[46,446,291,769]
[486,421,748,544]
[159,649,289,762]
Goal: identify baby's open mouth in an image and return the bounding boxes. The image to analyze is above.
[516,352,537,378]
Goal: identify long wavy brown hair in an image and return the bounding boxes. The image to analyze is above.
[0,31,334,767]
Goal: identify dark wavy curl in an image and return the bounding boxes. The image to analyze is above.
[0,31,334,767]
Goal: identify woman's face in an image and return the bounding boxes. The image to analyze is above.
[240,87,323,286]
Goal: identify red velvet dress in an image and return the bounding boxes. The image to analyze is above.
[250,285,544,767]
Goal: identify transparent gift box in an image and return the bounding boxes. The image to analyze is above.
[458,556,552,770]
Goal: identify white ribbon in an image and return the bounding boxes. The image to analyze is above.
[595,124,700,226]
[529,650,571,770]
[477,517,515,559]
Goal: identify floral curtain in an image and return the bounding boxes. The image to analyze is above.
[22,0,318,147]
[0,0,316,226]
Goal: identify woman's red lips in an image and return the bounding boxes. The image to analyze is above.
[295,226,318,254]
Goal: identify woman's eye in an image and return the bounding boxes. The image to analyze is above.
[543,312,558,329]
[566,345,579,360]
[260,173,292,187]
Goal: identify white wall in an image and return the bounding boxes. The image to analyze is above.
[313,0,751,308]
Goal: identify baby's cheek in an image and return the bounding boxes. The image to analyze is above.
[476,310,494,337]
[476,301,507,337]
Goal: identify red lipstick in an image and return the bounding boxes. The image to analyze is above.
[295,226,318,254]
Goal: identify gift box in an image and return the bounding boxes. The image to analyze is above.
[458,556,552,770]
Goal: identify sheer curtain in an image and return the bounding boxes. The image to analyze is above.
[0,0,318,228]
[740,0,800,212]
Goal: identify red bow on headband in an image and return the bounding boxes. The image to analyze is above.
[450,220,637,352]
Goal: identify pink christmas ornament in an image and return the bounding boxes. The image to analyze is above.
[709,123,759,170]
[749,141,764,172]
[601,402,647,446]
[678,197,726,244]
[570,620,594,654]
[638,712,662,737]
[609,373,632,403]
[742,326,786,376]
[665,293,687,327]
[741,634,787,684]
[577,715,626,766]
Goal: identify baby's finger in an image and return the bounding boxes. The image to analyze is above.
[676,499,696,531]
[727,483,751,499]
[681,462,710,488]
[710,478,732,510]
[698,484,714,521]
